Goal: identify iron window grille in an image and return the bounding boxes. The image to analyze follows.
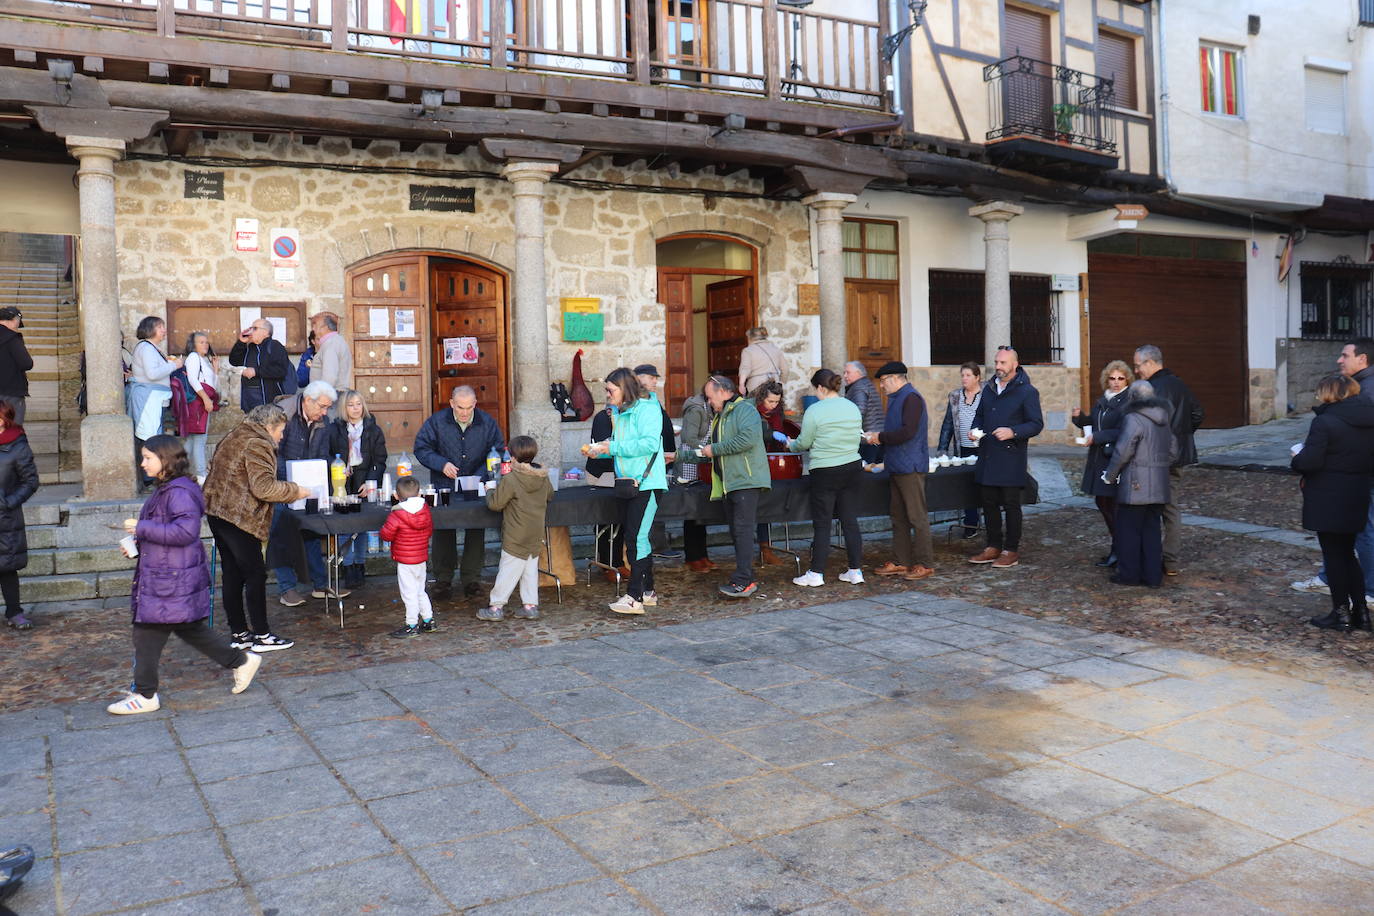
[928,270,1062,365]
[1299,259,1374,340]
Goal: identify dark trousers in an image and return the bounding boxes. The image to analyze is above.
[723,488,761,587]
[208,515,270,636]
[981,485,1024,552]
[1,569,19,616]
[432,528,486,585]
[132,620,245,698]
[618,490,656,600]
[595,525,626,568]
[808,461,863,572]
[1115,503,1164,587]
[1095,496,1118,541]
[1318,531,1367,612]
[891,470,934,568]
[683,521,709,562]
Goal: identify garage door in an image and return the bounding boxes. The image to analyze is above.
[1087,234,1248,428]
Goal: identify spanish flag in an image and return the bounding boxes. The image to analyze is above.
[389,0,420,42]
[1278,234,1294,283]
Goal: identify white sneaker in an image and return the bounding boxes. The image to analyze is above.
[107,692,160,715]
[1290,575,1330,594]
[792,571,825,588]
[232,651,262,694]
[642,590,658,607]
[838,568,865,584]
[608,594,645,615]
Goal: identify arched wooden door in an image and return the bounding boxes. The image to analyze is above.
[430,258,510,433]
[347,254,430,451]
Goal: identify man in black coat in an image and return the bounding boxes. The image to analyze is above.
[1133,344,1204,576]
[414,385,507,599]
[229,318,294,410]
[0,307,32,425]
[969,347,1043,569]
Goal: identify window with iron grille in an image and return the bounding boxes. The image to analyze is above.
[1300,261,1374,340]
[928,270,1061,365]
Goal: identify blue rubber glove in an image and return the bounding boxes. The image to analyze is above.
[771,431,788,444]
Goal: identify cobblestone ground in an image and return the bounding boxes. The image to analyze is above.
[2,465,1372,914]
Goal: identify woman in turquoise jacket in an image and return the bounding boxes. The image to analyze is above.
[586,367,666,616]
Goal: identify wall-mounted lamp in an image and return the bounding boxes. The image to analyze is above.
[882,0,929,62]
[47,58,76,105]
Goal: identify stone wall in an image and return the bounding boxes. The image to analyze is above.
[1283,340,1339,416]
[908,365,1081,448]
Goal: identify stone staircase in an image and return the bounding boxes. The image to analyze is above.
[0,231,82,485]
[20,498,145,602]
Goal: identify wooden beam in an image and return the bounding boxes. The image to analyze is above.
[148,62,169,82]
[330,79,349,96]
[270,73,290,92]
[208,67,229,87]
[0,66,109,109]
[164,128,194,156]
[762,171,798,196]
[479,137,583,164]
[386,84,406,101]
[82,56,104,74]
[558,150,600,176]
[25,104,168,141]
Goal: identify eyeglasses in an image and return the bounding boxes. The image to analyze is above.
[996,345,1014,351]
[1108,375,1128,381]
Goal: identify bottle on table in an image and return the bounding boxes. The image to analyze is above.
[330,454,347,500]
[396,452,413,476]
[500,447,512,476]
[485,446,500,479]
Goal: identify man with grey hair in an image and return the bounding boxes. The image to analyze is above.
[738,326,788,394]
[229,317,293,409]
[843,361,884,464]
[269,379,344,607]
[309,311,353,393]
[415,385,507,600]
[1133,344,1203,576]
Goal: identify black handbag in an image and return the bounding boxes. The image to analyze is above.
[614,458,656,499]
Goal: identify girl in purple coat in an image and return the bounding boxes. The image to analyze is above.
[107,435,262,715]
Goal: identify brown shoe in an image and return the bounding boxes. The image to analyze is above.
[903,565,934,581]
[968,547,1001,564]
[991,550,1020,568]
[602,568,624,584]
[875,562,910,577]
[686,559,714,573]
[759,545,783,565]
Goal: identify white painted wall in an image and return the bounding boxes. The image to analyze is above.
[1160,0,1374,207]
[0,162,79,237]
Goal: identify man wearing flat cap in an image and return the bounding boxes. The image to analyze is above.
[863,361,935,581]
[635,364,680,558]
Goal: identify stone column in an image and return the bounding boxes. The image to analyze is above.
[969,200,1025,371]
[501,161,561,467]
[69,136,135,500]
[803,192,857,372]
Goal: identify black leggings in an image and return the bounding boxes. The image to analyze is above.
[617,490,657,601]
[208,515,270,636]
[1095,495,1117,540]
[1318,531,1367,612]
[1,570,20,616]
[132,621,245,698]
[807,461,863,572]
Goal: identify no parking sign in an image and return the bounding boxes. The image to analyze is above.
[269,228,301,267]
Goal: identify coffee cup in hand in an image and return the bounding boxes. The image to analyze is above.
[1290,442,1304,456]
[120,534,138,558]
[969,428,985,441]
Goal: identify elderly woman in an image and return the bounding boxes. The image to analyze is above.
[329,388,388,588]
[127,316,183,489]
[203,404,312,653]
[676,384,717,572]
[1072,359,1131,566]
[1102,380,1177,588]
[586,368,668,616]
[938,361,984,538]
[782,369,865,587]
[1292,374,1374,632]
[176,331,220,481]
[0,400,39,629]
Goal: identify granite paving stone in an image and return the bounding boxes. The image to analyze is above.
[52,749,192,803]
[1064,737,1230,793]
[169,703,296,748]
[183,732,320,783]
[849,633,958,662]
[0,706,66,740]
[465,878,654,915]
[720,720,867,767]
[1115,647,1236,677]
[433,647,530,675]
[853,860,1066,915]
[366,780,532,846]
[805,598,902,619]
[566,650,685,682]
[1249,745,1374,806]
[59,830,235,916]
[792,617,898,645]
[975,639,1092,669]
[331,744,483,800]
[623,844,832,916]
[305,715,441,761]
[1315,723,1374,761]
[0,808,53,860]
[263,670,368,698]
[1170,770,1360,839]
[902,650,1029,684]
[0,769,50,817]
[978,760,1148,822]
[638,689,793,733]
[478,664,598,697]
[417,698,548,740]
[874,786,1058,856]
[117,887,258,916]
[48,718,174,764]
[919,622,1017,649]
[560,709,704,753]
[223,803,394,881]
[1082,796,1278,873]
[705,657,818,689]
[812,703,944,746]
[617,738,770,792]
[55,781,209,853]
[252,854,450,916]
[279,687,406,727]
[515,684,649,724]
[1296,814,1374,869]
[498,761,657,819]
[861,610,969,632]
[1040,656,1163,689]
[0,855,54,916]
[755,813,948,892]
[1113,879,1283,916]
[381,675,506,710]
[610,671,733,706]
[555,797,739,872]
[891,732,1043,781]
[411,824,600,908]
[790,749,951,808]
[733,630,836,657]
[199,763,353,826]
[1145,716,1303,767]
[649,640,765,669]
[681,771,854,839]
[786,644,887,674]
[1054,690,1196,732]
[350,658,453,688]
[1207,844,1374,913]
[454,726,604,777]
[750,679,883,716]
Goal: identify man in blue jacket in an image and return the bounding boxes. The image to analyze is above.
[414,385,507,599]
[968,347,1043,569]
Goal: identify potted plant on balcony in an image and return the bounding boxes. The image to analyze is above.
[1052,102,1079,142]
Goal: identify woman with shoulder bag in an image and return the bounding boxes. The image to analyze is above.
[585,368,667,616]
[1072,360,1131,567]
[106,435,262,715]
[127,316,182,489]
[1292,374,1374,632]
[177,331,221,483]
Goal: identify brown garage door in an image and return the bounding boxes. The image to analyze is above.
[1087,235,1248,428]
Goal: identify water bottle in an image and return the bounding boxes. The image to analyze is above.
[367,532,380,555]
[396,451,413,477]
[485,446,500,478]
[500,447,512,476]
[330,453,347,500]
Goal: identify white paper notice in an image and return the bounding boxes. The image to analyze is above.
[286,459,328,509]
[238,306,261,327]
[394,309,415,337]
[369,307,390,338]
[266,315,287,344]
[273,267,295,287]
[391,343,420,365]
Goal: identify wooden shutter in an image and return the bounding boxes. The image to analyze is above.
[1098,31,1137,109]
[1003,6,1051,62]
[1305,67,1345,134]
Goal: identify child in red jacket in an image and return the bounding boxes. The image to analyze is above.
[379,476,437,638]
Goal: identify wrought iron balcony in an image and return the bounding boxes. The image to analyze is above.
[983,55,1117,168]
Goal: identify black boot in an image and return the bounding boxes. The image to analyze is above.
[1310,604,1352,631]
[1095,553,1118,568]
[1350,604,1372,632]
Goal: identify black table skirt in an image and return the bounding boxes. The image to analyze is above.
[293,467,1039,537]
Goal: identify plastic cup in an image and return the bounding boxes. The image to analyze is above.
[120,535,138,558]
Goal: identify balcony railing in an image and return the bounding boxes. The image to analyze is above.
[11,0,887,110]
[984,55,1117,157]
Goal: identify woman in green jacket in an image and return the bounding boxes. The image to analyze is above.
[698,374,770,598]
[586,367,666,616]
[782,368,865,588]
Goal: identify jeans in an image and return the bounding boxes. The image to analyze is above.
[808,461,863,572]
[339,532,371,565]
[274,538,326,594]
[723,488,762,587]
[208,516,270,636]
[184,433,208,477]
[1115,503,1164,587]
[981,485,1024,552]
[131,620,245,698]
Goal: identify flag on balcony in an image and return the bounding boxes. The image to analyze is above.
[389,0,421,42]
[1277,234,1294,283]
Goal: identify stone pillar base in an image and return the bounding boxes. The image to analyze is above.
[510,404,564,471]
[80,413,136,500]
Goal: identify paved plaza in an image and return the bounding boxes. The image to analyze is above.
[4,586,1373,915]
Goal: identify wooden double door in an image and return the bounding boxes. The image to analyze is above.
[659,270,756,405]
[346,254,509,452]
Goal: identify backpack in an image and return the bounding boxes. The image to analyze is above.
[277,341,298,396]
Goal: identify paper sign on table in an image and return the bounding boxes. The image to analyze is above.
[286,459,328,509]
[391,343,419,365]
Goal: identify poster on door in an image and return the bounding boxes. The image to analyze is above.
[443,337,480,365]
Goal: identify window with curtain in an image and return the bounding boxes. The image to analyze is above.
[842,219,898,280]
[1097,31,1137,110]
[1200,43,1243,117]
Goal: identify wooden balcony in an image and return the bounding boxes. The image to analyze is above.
[2,0,890,128]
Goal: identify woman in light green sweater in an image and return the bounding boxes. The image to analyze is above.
[783,368,865,587]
